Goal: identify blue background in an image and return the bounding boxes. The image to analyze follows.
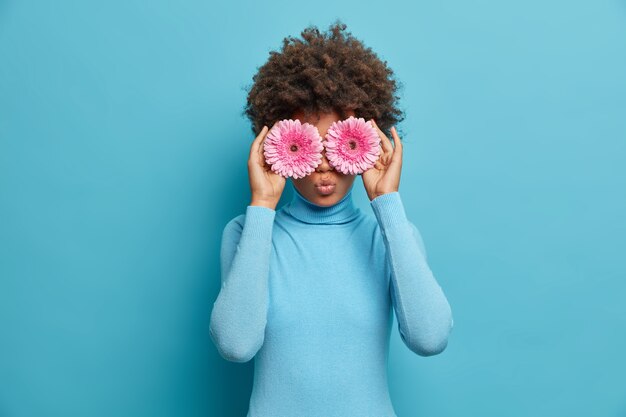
[1,1,625,416]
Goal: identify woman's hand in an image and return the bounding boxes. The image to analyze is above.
[248,122,286,210]
[361,120,403,201]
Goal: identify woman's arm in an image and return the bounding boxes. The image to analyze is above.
[370,191,454,356]
[209,205,276,363]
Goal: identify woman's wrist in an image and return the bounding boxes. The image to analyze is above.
[250,199,277,210]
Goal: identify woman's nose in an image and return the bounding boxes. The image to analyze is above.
[316,149,334,172]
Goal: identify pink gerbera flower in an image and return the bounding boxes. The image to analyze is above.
[263,119,324,179]
[324,116,381,175]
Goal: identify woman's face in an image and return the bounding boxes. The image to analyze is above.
[290,109,358,206]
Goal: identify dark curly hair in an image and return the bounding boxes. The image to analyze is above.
[242,20,406,138]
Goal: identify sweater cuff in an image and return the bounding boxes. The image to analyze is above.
[241,205,276,240]
[370,191,409,231]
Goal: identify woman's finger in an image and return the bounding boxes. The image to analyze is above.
[386,126,403,182]
[257,130,267,163]
[251,125,268,159]
[371,120,394,154]
[390,126,403,163]
[259,122,279,165]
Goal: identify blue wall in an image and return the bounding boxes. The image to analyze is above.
[1,1,625,416]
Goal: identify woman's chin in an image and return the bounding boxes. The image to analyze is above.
[309,191,344,207]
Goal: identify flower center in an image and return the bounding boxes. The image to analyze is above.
[290,144,298,152]
[348,140,357,150]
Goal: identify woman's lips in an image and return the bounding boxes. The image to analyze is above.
[315,183,336,195]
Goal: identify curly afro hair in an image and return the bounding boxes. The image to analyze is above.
[242,20,406,138]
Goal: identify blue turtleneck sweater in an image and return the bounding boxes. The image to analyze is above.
[210,185,454,417]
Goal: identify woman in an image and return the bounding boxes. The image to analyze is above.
[210,21,454,417]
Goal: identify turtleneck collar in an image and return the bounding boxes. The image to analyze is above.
[284,186,361,225]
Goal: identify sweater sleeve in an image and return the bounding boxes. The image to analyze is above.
[370,191,454,356]
[209,205,276,363]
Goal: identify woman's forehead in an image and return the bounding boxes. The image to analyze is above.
[291,108,356,123]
